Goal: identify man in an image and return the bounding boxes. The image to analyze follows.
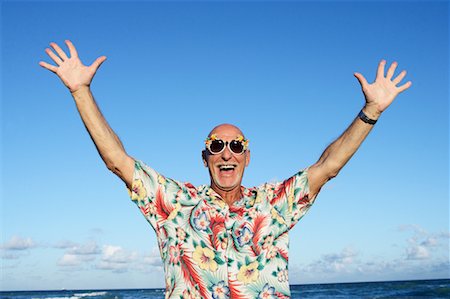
[40,40,411,298]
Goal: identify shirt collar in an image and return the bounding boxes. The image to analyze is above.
[199,185,256,208]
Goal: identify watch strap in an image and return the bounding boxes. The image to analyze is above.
[358,110,377,125]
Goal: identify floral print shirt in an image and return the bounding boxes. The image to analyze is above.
[129,160,317,299]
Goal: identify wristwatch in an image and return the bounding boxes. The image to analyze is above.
[358,110,377,125]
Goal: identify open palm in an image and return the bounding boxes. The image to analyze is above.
[354,60,412,115]
[39,40,106,93]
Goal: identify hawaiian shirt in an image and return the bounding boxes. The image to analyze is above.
[129,160,317,299]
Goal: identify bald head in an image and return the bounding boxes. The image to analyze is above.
[207,123,245,140]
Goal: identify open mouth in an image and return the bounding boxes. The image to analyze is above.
[218,164,236,174]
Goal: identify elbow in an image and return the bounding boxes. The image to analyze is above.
[105,157,130,179]
[319,160,341,180]
[328,167,340,180]
[104,153,134,187]
[316,154,340,180]
[105,161,121,176]
[104,154,124,176]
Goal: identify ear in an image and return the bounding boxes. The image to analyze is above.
[245,150,251,167]
[202,150,208,167]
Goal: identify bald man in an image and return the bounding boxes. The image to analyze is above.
[41,40,411,298]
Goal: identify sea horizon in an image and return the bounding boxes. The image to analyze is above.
[1,277,448,293]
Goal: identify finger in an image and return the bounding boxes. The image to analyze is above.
[397,81,412,93]
[45,48,63,65]
[65,39,78,58]
[386,61,398,80]
[376,59,386,80]
[50,42,68,61]
[354,72,369,89]
[39,61,58,73]
[393,70,407,85]
[90,56,107,71]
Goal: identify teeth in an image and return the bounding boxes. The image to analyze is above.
[219,165,235,170]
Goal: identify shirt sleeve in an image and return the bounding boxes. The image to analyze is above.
[127,159,183,231]
[270,168,317,229]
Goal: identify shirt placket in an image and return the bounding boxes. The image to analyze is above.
[221,203,236,286]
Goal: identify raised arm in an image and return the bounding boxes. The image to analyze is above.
[40,40,134,188]
[307,60,412,199]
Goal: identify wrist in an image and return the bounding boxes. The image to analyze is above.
[358,110,377,125]
[362,104,382,120]
[71,85,92,103]
[71,85,91,97]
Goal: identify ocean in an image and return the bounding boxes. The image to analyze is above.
[1,279,449,299]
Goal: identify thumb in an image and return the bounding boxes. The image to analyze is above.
[354,72,368,89]
[91,56,107,72]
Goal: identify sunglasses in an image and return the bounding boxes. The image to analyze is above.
[205,134,249,155]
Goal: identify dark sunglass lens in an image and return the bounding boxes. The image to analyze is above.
[210,140,225,153]
[230,140,244,153]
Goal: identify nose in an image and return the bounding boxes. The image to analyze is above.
[221,144,232,160]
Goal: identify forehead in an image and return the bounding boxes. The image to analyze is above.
[209,124,244,140]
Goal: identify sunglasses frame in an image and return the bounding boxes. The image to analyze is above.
[205,134,249,155]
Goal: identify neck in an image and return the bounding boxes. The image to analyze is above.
[211,184,242,206]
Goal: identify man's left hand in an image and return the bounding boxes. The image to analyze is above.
[354,60,412,119]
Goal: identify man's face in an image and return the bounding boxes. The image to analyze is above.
[203,124,250,194]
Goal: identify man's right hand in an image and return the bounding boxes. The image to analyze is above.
[40,40,134,187]
[39,40,106,93]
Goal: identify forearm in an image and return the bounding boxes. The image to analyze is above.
[71,86,131,179]
[316,106,380,178]
[308,60,410,198]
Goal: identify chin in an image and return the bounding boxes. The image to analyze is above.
[210,168,244,192]
[214,178,240,191]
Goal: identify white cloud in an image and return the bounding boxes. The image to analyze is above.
[53,239,163,274]
[406,245,429,260]
[294,226,449,284]
[1,236,36,250]
[56,240,101,269]
[143,254,163,267]
[304,247,359,274]
[102,245,137,263]
[420,237,438,247]
[95,245,138,273]
[58,254,81,266]
[142,246,163,267]
[53,240,78,249]
[67,241,101,255]
[54,240,100,255]
[57,253,95,267]
[401,224,448,261]
[136,248,163,273]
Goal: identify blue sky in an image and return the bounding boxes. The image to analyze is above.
[1,0,449,291]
